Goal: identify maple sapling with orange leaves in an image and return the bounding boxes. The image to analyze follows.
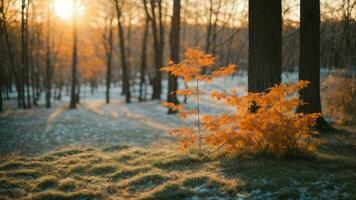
[161,48,236,154]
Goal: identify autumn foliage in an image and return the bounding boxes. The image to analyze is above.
[322,73,356,125]
[162,48,319,157]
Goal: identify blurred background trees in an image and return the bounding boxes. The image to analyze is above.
[0,0,355,113]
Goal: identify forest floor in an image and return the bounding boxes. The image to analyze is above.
[0,133,355,200]
[0,76,249,156]
[1,73,356,199]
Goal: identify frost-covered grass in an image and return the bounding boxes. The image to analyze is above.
[0,72,307,155]
[0,132,355,200]
[1,71,355,199]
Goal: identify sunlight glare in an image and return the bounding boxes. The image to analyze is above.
[54,0,85,20]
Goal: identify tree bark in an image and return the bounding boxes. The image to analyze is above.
[139,18,150,102]
[45,0,52,108]
[248,0,282,93]
[20,0,27,108]
[145,0,164,100]
[25,0,31,108]
[105,16,113,104]
[3,5,21,108]
[205,0,213,54]
[69,0,78,109]
[167,0,180,114]
[0,64,3,112]
[114,0,131,103]
[297,0,330,130]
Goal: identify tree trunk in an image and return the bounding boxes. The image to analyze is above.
[167,0,181,114]
[25,0,31,108]
[248,0,282,93]
[69,0,78,109]
[105,17,113,104]
[0,64,3,112]
[3,10,21,108]
[147,0,164,100]
[114,0,131,103]
[297,0,330,130]
[46,0,52,108]
[205,0,213,54]
[0,83,2,112]
[0,0,3,37]
[20,0,27,109]
[139,18,150,102]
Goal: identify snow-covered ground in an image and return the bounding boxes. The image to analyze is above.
[0,71,323,155]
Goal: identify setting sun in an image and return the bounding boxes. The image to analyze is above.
[53,0,84,20]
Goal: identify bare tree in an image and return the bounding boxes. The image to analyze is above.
[139,17,150,102]
[114,0,131,103]
[45,0,52,108]
[69,0,79,109]
[102,14,114,103]
[20,0,27,108]
[143,0,164,100]
[341,0,356,74]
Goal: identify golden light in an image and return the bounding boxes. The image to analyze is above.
[53,0,85,20]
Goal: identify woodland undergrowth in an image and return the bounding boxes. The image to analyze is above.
[162,48,320,157]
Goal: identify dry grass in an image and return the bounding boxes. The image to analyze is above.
[0,132,355,199]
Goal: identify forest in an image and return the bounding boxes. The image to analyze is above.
[0,0,355,199]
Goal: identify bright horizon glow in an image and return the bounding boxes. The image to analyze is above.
[54,0,85,20]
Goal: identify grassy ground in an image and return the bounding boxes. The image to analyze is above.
[0,130,355,200]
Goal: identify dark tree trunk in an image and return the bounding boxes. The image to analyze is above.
[248,0,282,93]
[69,0,78,109]
[105,17,113,104]
[297,0,330,130]
[139,18,150,102]
[20,0,27,109]
[29,1,37,106]
[3,7,21,108]
[145,0,164,100]
[114,0,131,103]
[0,84,2,112]
[167,0,181,114]
[0,65,3,112]
[0,0,3,37]
[45,1,52,108]
[33,26,41,103]
[205,0,213,54]
[25,0,31,108]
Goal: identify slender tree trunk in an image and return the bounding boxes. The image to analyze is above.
[248,0,282,93]
[57,82,62,100]
[30,49,37,106]
[148,0,164,100]
[0,64,3,112]
[205,0,213,53]
[25,0,31,108]
[20,0,27,109]
[69,0,78,109]
[139,18,150,102]
[29,0,37,106]
[45,0,52,108]
[0,83,2,112]
[297,0,330,130]
[167,0,181,114]
[4,19,21,108]
[114,0,131,103]
[34,25,41,103]
[105,17,113,104]
[0,0,3,37]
